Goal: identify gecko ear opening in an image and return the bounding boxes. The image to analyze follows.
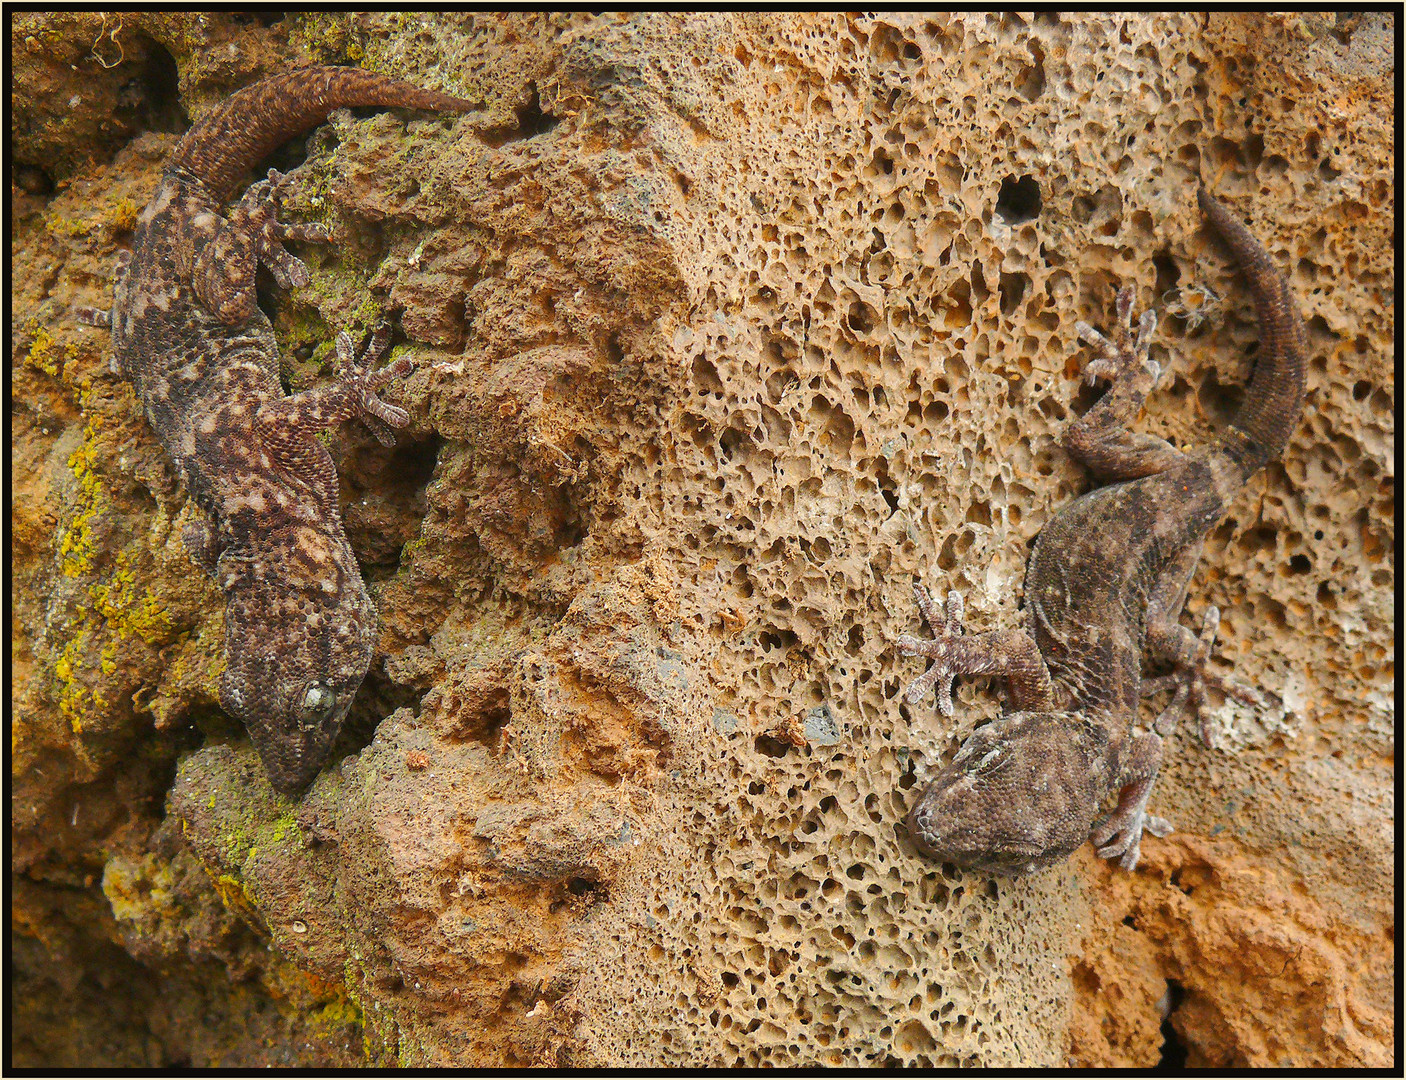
[216,547,257,592]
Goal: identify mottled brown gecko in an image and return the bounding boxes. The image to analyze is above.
[898,187,1306,874]
[85,67,475,793]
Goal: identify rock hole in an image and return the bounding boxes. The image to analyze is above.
[1152,251,1180,298]
[998,271,1028,315]
[878,473,899,515]
[965,501,991,526]
[719,426,753,462]
[128,39,186,138]
[1016,41,1046,102]
[995,175,1041,224]
[478,702,510,748]
[1158,980,1188,1067]
[566,875,601,897]
[482,81,558,146]
[1240,525,1278,554]
[847,300,877,333]
[1196,369,1244,429]
[754,734,791,759]
[758,628,798,651]
[13,163,54,197]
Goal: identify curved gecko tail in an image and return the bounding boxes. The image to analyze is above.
[1196,186,1308,476]
[166,65,479,201]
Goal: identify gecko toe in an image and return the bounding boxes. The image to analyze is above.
[1144,815,1173,838]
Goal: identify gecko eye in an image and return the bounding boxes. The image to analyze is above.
[297,682,339,729]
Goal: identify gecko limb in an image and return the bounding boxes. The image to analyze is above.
[1088,732,1173,871]
[192,169,333,324]
[1146,603,1263,745]
[1065,285,1183,480]
[254,322,412,484]
[898,585,1056,715]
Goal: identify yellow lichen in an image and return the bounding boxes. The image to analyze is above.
[60,437,106,578]
[44,194,141,238]
[54,626,93,733]
[399,535,429,565]
[269,810,302,845]
[23,321,61,377]
[213,871,259,920]
[101,196,139,232]
[88,551,179,648]
[103,854,176,923]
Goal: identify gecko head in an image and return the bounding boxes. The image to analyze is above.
[906,711,1108,876]
[216,531,378,796]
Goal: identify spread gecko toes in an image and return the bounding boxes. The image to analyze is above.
[335,324,414,445]
[1146,603,1264,747]
[1092,807,1174,872]
[897,586,964,715]
[1076,284,1161,385]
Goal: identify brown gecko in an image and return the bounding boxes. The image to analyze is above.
[897,186,1306,874]
[84,67,475,793]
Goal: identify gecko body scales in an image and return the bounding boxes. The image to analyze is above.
[898,187,1306,874]
[93,67,475,793]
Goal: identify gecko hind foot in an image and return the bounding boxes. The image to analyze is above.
[263,168,335,247]
[1149,605,1265,746]
[241,169,325,290]
[897,586,965,715]
[1075,284,1160,386]
[195,168,332,321]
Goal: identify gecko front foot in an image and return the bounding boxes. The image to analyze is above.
[1090,802,1173,872]
[335,322,414,446]
[1086,730,1173,872]
[897,586,966,716]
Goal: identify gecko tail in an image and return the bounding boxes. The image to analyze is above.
[1196,186,1308,476]
[166,66,478,201]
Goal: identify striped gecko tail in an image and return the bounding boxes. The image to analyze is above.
[1196,186,1308,477]
[167,66,478,200]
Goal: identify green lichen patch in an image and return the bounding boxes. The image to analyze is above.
[286,12,358,65]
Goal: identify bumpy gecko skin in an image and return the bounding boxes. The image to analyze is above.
[898,187,1307,875]
[97,67,476,794]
